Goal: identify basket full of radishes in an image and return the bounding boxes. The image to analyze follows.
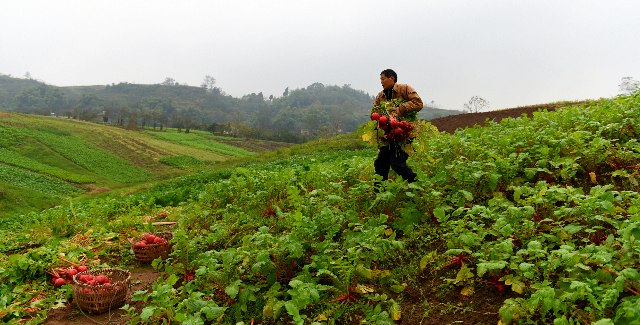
[129,232,173,262]
[71,268,130,314]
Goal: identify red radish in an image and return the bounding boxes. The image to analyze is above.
[371,113,380,121]
[379,116,388,124]
[153,237,163,244]
[87,280,97,286]
[147,235,156,243]
[67,269,78,278]
[141,240,148,245]
[158,212,167,217]
[95,275,107,284]
[104,282,112,286]
[54,278,66,287]
[51,277,58,285]
[78,265,88,272]
[390,118,399,128]
[85,275,94,281]
[394,127,403,135]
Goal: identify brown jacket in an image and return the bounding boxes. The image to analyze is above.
[373,83,423,116]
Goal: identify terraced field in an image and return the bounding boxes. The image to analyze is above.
[0,113,294,218]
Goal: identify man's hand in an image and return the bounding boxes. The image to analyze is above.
[394,107,401,116]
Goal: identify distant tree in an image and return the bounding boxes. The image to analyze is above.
[201,75,216,92]
[463,96,489,113]
[330,107,343,135]
[118,107,129,125]
[24,72,32,79]
[619,77,640,96]
[159,112,168,130]
[304,114,319,137]
[162,77,176,86]
[283,87,289,97]
[269,95,274,101]
[183,116,194,133]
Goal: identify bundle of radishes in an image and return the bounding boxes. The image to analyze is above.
[370,112,415,142]
[49,265,89,287]
[133,233,168,249]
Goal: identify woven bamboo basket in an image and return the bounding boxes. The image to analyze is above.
[72,268,130,315]
[129,231,174,262]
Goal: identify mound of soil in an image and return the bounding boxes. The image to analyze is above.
[429,101,591,134]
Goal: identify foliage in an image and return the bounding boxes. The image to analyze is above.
[1,93,640,323]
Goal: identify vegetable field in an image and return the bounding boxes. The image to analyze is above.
[1,92,640,324]
[145,130,254,157]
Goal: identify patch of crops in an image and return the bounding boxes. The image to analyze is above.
[0,122,27,148]
[0,148,95,184]
[2,93,640,324]
[159,155,208,170]
[0,163,82,196]
[145,131,253,157]
[30,129,154,183]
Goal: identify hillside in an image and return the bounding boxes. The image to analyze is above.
[2,94,640,324]
[0,112,293,218]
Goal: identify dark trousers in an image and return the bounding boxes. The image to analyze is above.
[374,143,417,188]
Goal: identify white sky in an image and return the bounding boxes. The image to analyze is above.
[1,0,639,111]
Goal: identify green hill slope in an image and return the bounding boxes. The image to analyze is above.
[0,112,292,218]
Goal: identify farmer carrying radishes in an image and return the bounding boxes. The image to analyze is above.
[372,69,423,191]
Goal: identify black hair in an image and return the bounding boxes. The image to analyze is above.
[380,69,397,83]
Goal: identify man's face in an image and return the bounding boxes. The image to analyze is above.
[380,74,395,90]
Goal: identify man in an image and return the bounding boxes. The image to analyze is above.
[372,69,423,188]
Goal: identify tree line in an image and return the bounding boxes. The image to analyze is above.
[0,74,461,143]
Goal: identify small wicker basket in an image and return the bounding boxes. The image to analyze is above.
[129,231,174,263]
[72,268,131,315]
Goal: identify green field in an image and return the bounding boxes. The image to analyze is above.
[144,130,254,157]
[1,93,640,324]
[0,113,290,218]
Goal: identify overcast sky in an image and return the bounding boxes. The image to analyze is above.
[2,0,639,111]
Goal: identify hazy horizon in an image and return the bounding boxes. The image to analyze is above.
[2,0,639,111]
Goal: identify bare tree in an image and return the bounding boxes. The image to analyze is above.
[463,96,490,113]
[201,75,216,92]
[619,77,640,96]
